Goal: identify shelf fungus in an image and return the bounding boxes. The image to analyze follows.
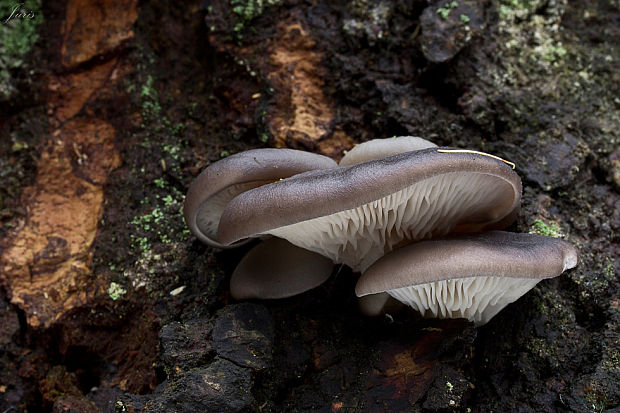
[184,148,337,248]
[218,140,521,273]
[183,148,337,298]
[355,231,578,325]
[229,237,334,300]
[185,137,579,325]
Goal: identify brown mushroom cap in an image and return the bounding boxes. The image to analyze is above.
[230,237,334,300]
[355,231,578,325]
[218,147,522,271]
[183,148,337,248]
[339,136,437,166]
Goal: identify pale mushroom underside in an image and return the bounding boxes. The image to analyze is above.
[388,276,541,325]
[267,172,516,272]
[355,231,578,325]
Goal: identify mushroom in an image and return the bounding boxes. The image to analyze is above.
[355,231,578,325]
[183,148,337,248]
[217,146,521,272]
[185,137,578,325]
[357,291,404,317]
[230,237,334,300]
[339,136,437,165]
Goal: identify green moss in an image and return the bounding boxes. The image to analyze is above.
[568,256,615,300]
[140,75,161,120]
[153,177,166,189]
[436,1,458,20]
[126,185,189,289]
[114,400,128,412]
[541,43,567,62]
[120,70,194,295]
[529,218,562,238]
[129,192,187,250]
[525,289,578,370]
[602,346,620,370]
[107,282,127,301]
[11,138,28,151]
[231,0,281,22]
[229,0,282,40]
[498,0,541,20]
[436,7,451,19]
[498,5,511,19]
[0,0,43,98]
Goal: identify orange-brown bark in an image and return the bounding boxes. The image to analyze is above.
[267,19,354,159]
[61,0,139,68]
[0,0,137,327]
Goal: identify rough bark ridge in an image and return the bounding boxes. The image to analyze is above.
[0,0,618,411]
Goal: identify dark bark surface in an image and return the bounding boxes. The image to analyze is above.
[0,0,618,411]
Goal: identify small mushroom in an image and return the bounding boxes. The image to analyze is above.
[230,237,334,300]
[218,147,521,272]
[339,136,437,166]
[355,231,578,325]
[183,148,337,248]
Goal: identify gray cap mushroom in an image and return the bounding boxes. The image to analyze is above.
[355,231,579,325]
[230,237,334,300]
[339,136,437,166]
[218,147,522,272]
[183,148,337,248]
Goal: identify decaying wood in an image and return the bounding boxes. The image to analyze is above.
[0,0,618,411]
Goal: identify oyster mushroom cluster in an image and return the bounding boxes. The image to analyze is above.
[184,137,578,325]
